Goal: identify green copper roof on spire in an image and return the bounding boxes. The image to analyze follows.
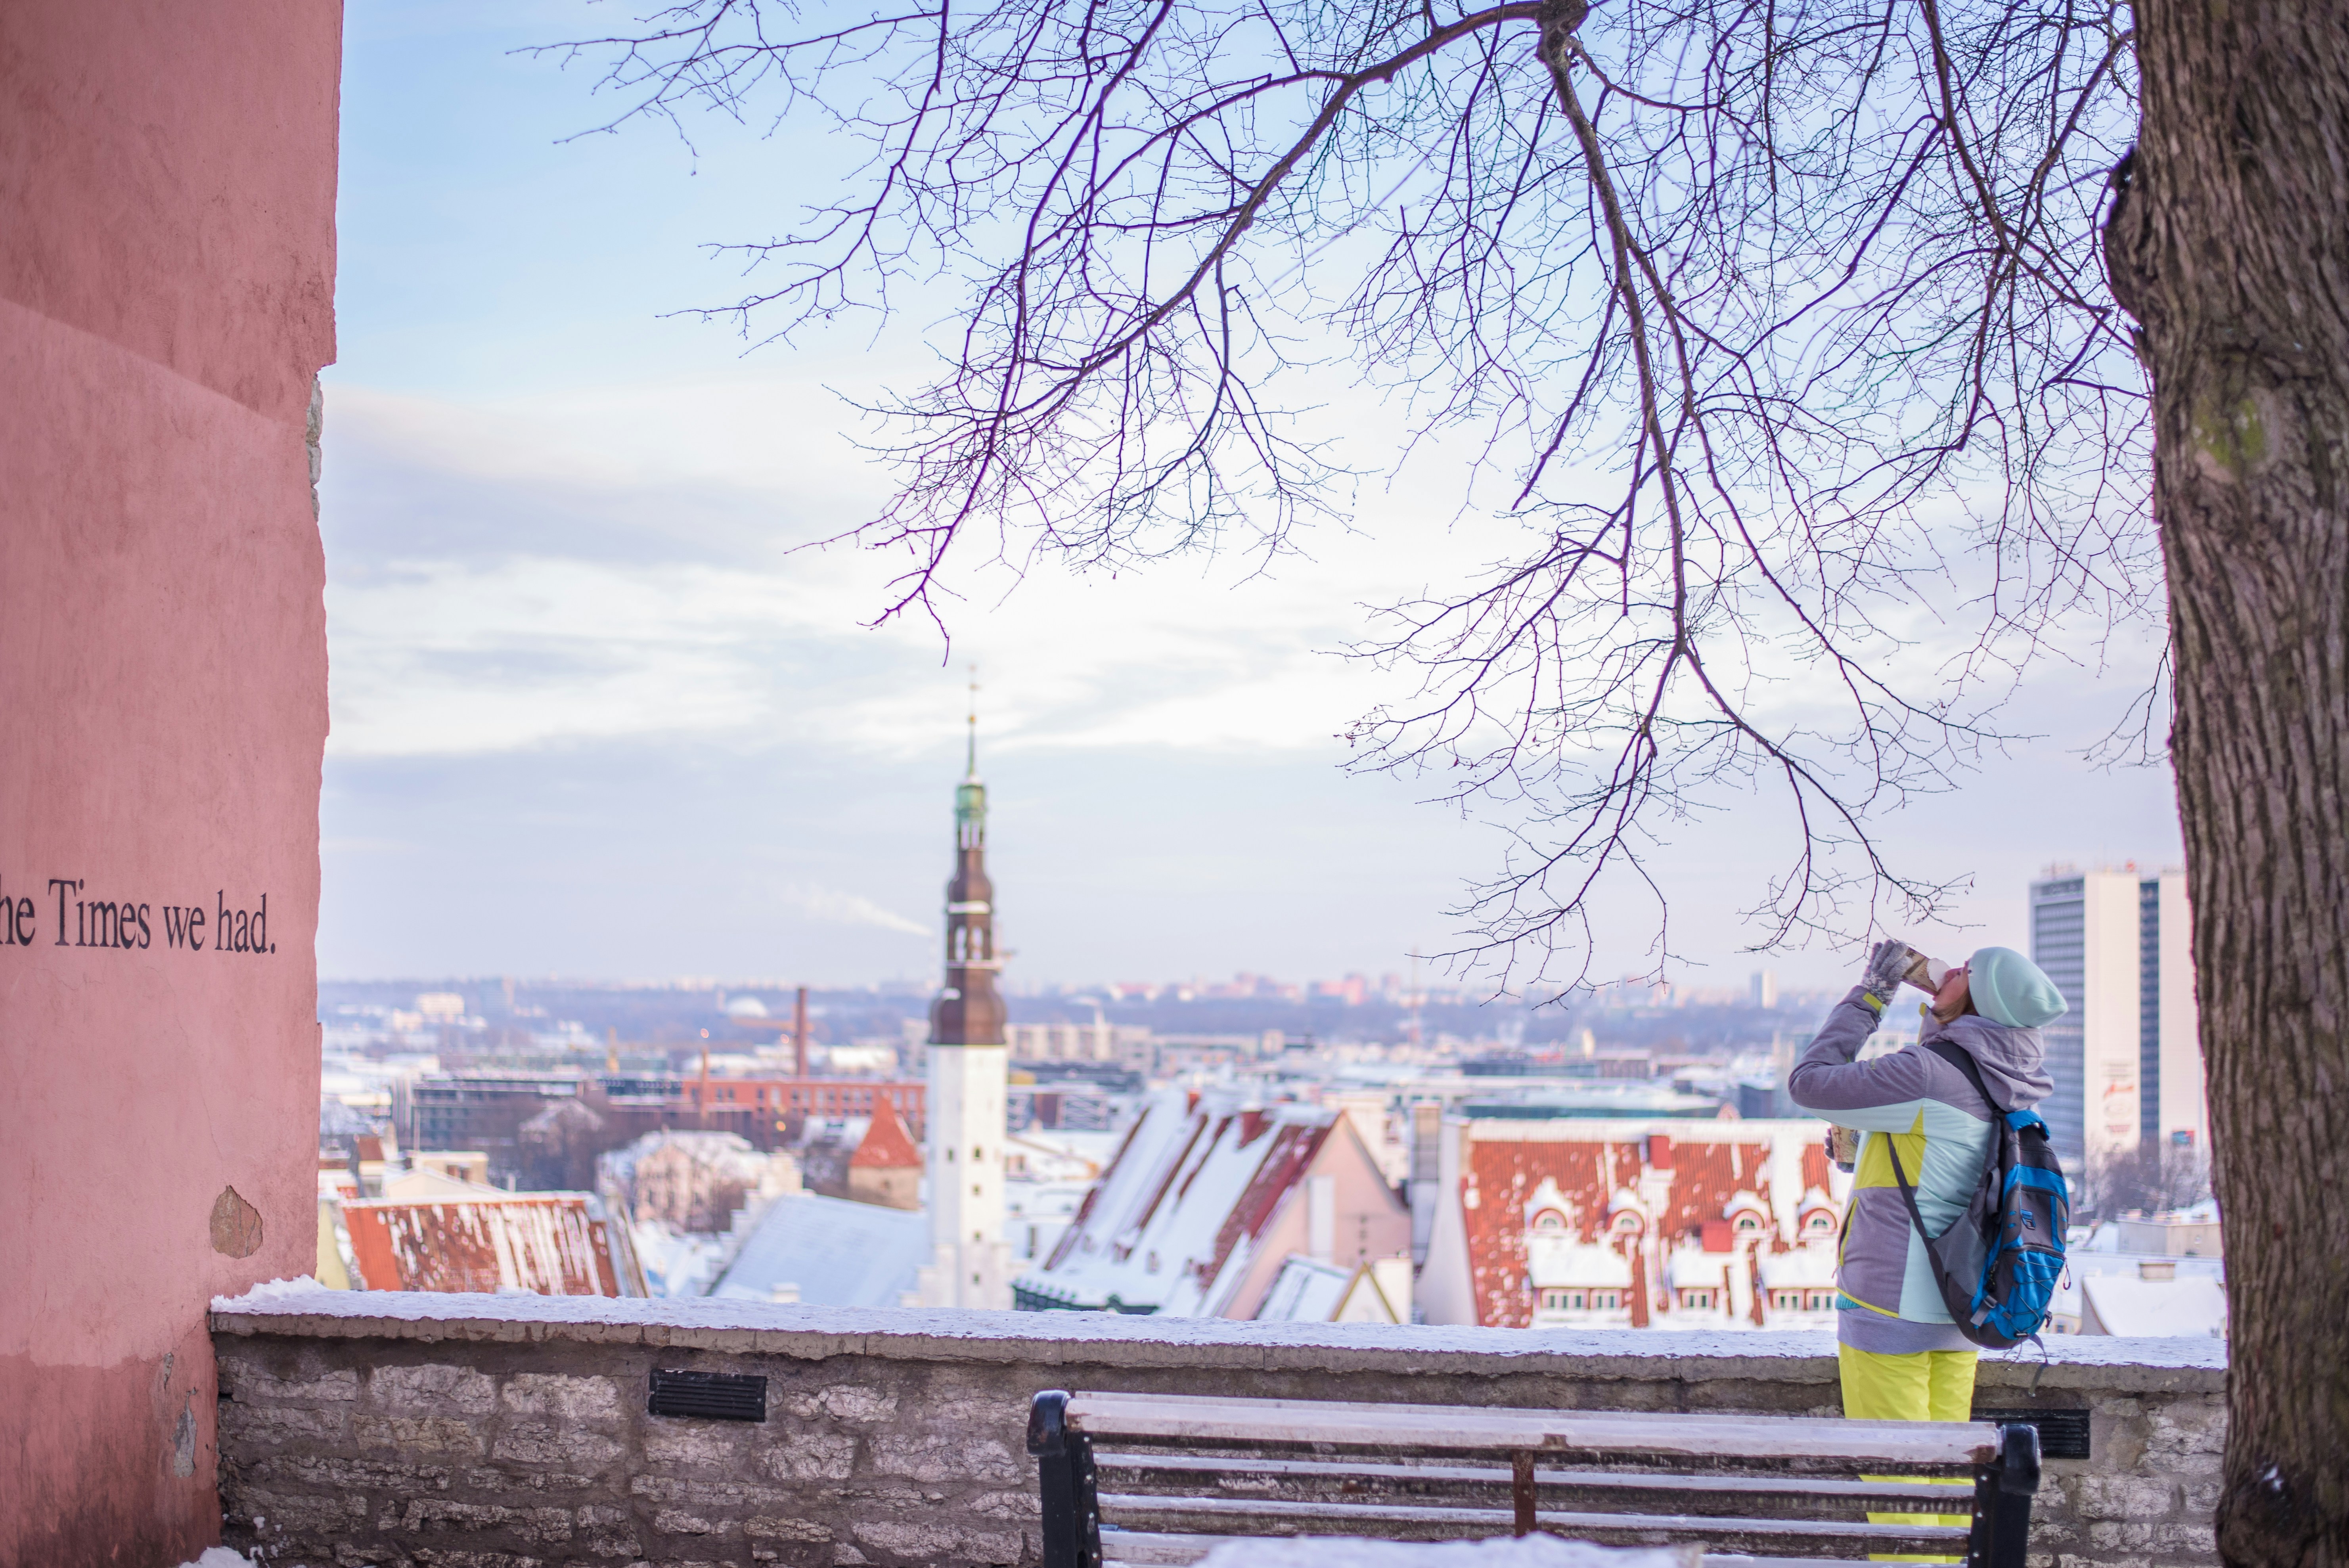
[956,666,986,830]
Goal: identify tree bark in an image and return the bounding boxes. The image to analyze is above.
[2106,3,2349,1564]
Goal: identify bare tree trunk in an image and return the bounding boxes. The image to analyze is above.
[2107,4,2349,1563]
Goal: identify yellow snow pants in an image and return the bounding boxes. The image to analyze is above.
[1838,1343,1979,1563]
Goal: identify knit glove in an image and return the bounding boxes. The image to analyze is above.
[1859,938,1911,1008]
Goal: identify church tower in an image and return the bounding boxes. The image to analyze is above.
[919,682,1013,1309]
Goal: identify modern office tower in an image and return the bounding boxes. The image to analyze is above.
[920,699,1014,1310]
[2028,868,2203,1165]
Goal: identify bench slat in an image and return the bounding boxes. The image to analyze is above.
[1095,1451,1971,1510]
[1100,1536,1860,1568]
[1100,1533,1731,1566]
[1101,1492,1970,1553]
[1066,1393,2000,1468]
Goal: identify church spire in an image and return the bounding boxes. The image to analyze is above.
[933,674,1004,1047]
[921,673,1013,1310]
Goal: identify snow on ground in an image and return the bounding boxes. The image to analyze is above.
[175,1550,264,1568]
[1196,1540,1696,1567]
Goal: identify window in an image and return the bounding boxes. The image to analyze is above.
[1612,1211,1643,1234]
[1541,1289,1587,1310]
[1733,1213,1761,1232]
[1591,1291,1620,1310]
[1769,1289,1801,1310]
[1804,1210,1837,1234]
[1680,1289,1717,1310]
[1532,1210,1567,1232]
[1807,1290,1836,1310]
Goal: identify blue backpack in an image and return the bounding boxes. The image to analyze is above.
[1885,1040,2070,1350]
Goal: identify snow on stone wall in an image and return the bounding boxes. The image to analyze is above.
[209,1289,2223,1567]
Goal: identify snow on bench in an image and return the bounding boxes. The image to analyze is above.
[1026,1390,2041,1568]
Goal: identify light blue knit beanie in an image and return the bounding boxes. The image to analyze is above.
[1968,946,2066,1028]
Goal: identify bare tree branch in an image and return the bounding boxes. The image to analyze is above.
[546,0,2148,986]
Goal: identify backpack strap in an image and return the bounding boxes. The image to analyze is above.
[1882,1129,1996,1346]
[1882,1040,2009,1348]
[1922,1037,2001,1119]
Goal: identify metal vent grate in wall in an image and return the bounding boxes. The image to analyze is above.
[1974,1407,2091,1460]
[648,1368,768,1422]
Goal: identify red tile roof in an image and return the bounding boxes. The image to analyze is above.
[341,1195,625,1294]
[1464,1129,1811,1328]
[849,1098,923,1170]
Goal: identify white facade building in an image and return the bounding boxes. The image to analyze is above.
[923,1039,1013,1308]
[2029,868,2204,1164]
[914,710,1015,1310]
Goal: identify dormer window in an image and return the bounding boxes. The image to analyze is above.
[1532,1210,1567,1232]
[1733,1213,1762,1233]
[1611,1211,1643,1234]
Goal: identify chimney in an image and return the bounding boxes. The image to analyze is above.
[1308,1174,1336,1263]
[793,986,810,1078]
[1701,1219,1733,1253]
[1239,1109,1269,1146]
[1646,1133,1673,1170]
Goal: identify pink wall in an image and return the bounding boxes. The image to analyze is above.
[0,2,339,1562]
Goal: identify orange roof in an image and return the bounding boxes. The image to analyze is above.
[1464,1131,1802,1328]
[850,1099,923,1170]
[341,1194,625,1295]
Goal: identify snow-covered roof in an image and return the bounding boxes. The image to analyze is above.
[1722,1189,1767,1219]
[1254,1255,1353,1322]
[340,1194,626,1295]
[379,1168,503,1202]
[707,1191,932,1309]
[601,1128,764,1181]
[1665,1246,1742,1290]
[2080,1273,2228,1338]
[1459,1121,1846,1327]
[1018,1090,1342,1313]
[1525,1237,1635,1289]
[1757,1247,1840,1288]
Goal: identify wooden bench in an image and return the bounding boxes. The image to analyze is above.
[1027,1390,2041,1568]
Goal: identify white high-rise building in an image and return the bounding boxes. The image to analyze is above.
[2028,868,2204,1165]
[917,704,1014,1310]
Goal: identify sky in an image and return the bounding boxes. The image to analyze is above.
[318,0,2187,993]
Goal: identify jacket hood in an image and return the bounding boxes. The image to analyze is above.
[1926,1012,2053,1110]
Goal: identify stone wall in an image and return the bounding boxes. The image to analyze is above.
[210,1291,2225,1568]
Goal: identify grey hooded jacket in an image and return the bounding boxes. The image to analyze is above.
[1788,988,2054,1354]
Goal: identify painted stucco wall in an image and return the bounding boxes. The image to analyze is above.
[0,1,340,1561]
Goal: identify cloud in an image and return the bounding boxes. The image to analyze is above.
[316,376,1486,763]
[775,883,932,939]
